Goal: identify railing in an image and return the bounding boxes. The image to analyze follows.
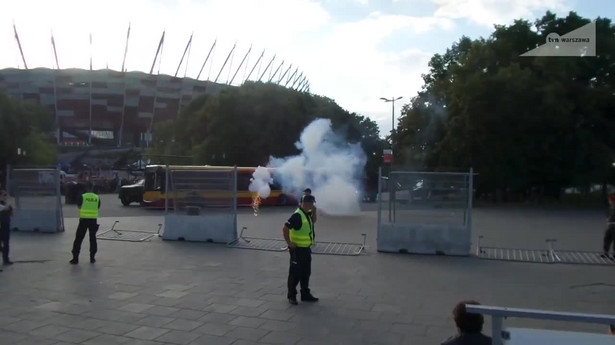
[466,304,615,345]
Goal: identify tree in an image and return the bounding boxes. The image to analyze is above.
[150,81,385,181]
[394,11,615,202]
[0,91,57,169]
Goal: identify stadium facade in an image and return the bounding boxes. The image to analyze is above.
[0,26,310,148]
[0,68,231,147]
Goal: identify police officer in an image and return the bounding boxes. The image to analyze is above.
[283,194,318,305]
[70,184,100,264]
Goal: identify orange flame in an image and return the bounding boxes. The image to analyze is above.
[252,193,261,216]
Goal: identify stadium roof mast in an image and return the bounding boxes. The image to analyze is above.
[290,72,303,89]
[175,32,193,78]
[277,64,292,84]
[121,23,131,72]
[150,30,166,74]
[196,39,216,80]
[50,30,60,69]
[268,60,284,83]
[285,67,299,87]
[245,49,265,81]
[214,41,236,83]
[258,55,276,81]
[228,45,252,85]
[12,23,28,69]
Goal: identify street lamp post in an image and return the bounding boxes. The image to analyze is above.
[380,96,403,141]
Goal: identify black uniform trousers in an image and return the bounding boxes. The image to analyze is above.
[604,226,615,253]
[71,218,98,258]
[0,225,10,262]
[287,246,312,298]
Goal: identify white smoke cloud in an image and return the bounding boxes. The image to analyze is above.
[265,118,367,215]
[249,166,273,198]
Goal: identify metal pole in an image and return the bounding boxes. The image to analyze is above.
[164,164,169,215]
[56,165,64,232]
[233,166,238,239]
[377,166,382,247]
[468,167,473,230]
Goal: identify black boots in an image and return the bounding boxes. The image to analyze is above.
[301,294,319,302]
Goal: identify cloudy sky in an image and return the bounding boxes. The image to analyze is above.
[0,0,610,136]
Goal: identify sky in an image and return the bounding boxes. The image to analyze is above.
[0,0,611,137]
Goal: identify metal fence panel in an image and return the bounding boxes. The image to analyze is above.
[377,168,473,255]
[8,166,64,232]
[161,166,237,243]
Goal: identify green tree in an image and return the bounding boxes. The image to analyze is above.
[0,91,57,168]
[394,11,615,202]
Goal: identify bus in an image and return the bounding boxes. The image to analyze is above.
[141,165,296,207]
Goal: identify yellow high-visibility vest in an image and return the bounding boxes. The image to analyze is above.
[289,208,313,247]
[79,193,99,219]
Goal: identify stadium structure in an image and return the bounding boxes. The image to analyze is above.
[0,25,310,148]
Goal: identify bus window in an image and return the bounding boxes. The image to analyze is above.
[238,174,251,191]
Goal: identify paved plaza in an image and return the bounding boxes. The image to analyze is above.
[1,196,615,344]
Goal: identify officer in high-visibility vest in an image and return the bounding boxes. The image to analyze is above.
[283,194,318,305]
[70,184,100,264]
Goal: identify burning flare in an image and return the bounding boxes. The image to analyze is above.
[252,193,262,216]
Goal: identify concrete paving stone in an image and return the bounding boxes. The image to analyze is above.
[83,309,146,323]
[229,306,269,318]
[3,333,27,345]
[354,319,393,332]
[169,309,207,321]
[203,304,239,313]
[162,319,203,332]
[390,323,429,337]
[193,322,236,336]
[135,315,176,328]
[143,305,181,317]
[119,303,156,313]
[226,340,266,345]
[197,312,238,324]
[257,300,292,311]
[259,309,295,321]
[225,326,270,341]
[125,294,160,304]
[234,298,266,308]
[96,320,142,335]
[156,290,190,299]
[12,310,58,323]
[150,297,184,307]
[230,316,267,328]
[124,325,170,340]
[372,303,403,314]
[258,319,298,332]
[13,336,58,345]
[164,284,197,291]
[331,308,381,321]
[186,334,237,345]
[82,333,132,345]
[108,292,139,300]
[155,330,201,345]
[358,329,405,345]
[259,330,304,344]
[52,328,101,343]
[0,315,20,325]
[0,319,47,333]
[29,324,72,338]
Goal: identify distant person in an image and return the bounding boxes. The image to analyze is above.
[609,324,615,335]
[283,194,318,305]
[441,301,492,345]
[70,184,100,264]
[0,190,14,265]
[603,194,615,258]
